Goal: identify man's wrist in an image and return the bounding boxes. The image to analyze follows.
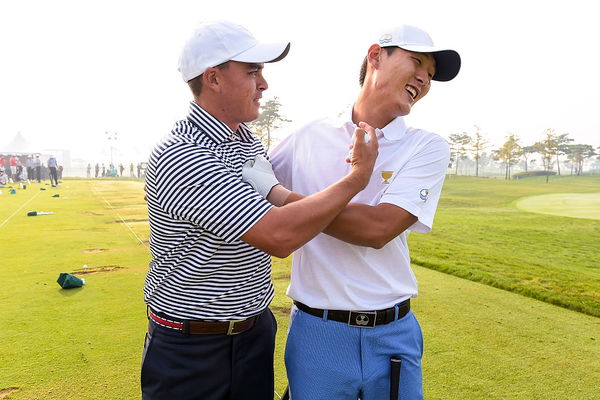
[266,184,291,206]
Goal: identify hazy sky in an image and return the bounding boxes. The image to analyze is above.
[1,0,599,164]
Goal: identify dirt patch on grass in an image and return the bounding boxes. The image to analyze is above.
[109,218,148,223]
[81,211,104,216]
[71,265,124,275]
[83,248,107,254]
[270,305,291,317]
[273,273,290,281]
[0,388,20,399]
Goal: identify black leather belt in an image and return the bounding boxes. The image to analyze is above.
[294,299,410,328]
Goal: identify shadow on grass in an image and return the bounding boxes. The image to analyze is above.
[57,287,84,296]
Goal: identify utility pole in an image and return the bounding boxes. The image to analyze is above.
[105,131,118,167]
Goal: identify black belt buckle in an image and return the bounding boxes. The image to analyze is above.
[348,311,376,328]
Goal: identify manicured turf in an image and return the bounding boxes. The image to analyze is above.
[1,178,599,399]
[516,192,600,220]
[409,175,600,318]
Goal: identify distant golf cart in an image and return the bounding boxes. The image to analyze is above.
[106,168,119,177]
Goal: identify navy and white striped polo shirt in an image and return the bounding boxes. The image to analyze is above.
[144,102,274,321]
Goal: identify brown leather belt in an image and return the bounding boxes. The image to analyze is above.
[294,299,410,328]
[148,309,261,335]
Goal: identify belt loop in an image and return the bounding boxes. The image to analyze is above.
[322,309,329,321]
[394,304,399,321]
[182,320,190,336]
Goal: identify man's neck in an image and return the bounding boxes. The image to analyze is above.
[194,98,239,132]
[352,90,397,129]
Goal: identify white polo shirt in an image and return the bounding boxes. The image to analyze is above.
[269,109,450,310]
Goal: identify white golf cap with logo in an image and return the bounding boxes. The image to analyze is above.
[377,24,461,81]
[178,20,291,82]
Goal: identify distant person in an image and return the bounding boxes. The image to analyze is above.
[32,155,42,182]
[130,162,134,177]
[58,164,63,180]
[47,155,58,186]
[263,24,460,399]
[0,156,6,181]
[9,155,18,182]
[101,164,106,177]
[87,163,91,178]
[27,157,33,182]
[136,163,141,178]
[95,163,99,178]
[15,158,24,182]
[119,163,124,177]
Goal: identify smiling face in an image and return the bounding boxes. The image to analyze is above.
[369,46,436,119]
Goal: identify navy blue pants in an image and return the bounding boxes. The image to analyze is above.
[141,308,277,400]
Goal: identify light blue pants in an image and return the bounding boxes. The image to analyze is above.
[285,307,423,400]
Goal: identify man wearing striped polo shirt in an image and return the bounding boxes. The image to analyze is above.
[141,21,379,400]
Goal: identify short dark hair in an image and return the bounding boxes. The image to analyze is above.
[359,47,397,86]
[188,61,230,97]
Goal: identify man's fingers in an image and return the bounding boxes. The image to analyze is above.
[358,121,377,146]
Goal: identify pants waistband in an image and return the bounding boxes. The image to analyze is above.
[148,308,262,335]
[293,299,410,328]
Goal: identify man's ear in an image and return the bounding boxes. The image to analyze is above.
[203,67,221,92]
[367,44,384,69]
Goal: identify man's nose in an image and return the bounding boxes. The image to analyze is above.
[258,75,268,91]
[416,70,430,87]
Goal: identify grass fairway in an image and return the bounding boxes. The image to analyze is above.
[409,175,600,318]
[516,192,600,220]
[1,180,150,400]
[1,178,599,399]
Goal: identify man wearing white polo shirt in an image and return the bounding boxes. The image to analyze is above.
[243,24,460,399]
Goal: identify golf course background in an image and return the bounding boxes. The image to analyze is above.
[1,176,599,399]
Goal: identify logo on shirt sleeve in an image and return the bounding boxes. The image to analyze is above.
[381,171,393,184]
[419,189,430,201]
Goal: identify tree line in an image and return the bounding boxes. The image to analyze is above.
[248,99,599,183]
[448,127,599,182]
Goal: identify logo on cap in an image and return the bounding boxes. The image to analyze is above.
[379,34,393,45]
[419,189,429,201]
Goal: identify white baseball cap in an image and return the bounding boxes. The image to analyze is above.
[178,20,291,82]
[377,24,461,81]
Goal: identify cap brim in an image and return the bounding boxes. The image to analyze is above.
[390,44,461,82]
[231,42,290,64]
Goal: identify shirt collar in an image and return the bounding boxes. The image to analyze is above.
[333,105,408,142]
[186,102,254,144]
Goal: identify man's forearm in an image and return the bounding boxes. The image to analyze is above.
[282,192,415,248]
[242,173,369,258]
[261,174,367,257]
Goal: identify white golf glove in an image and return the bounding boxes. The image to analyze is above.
[242,155,280,198]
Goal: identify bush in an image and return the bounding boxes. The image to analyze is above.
[512,170,557,179]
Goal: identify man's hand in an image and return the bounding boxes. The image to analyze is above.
[242,155,280,198]
[346,121,379,189]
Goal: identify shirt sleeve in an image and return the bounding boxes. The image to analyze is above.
[379,136,450,233]
[269,132,295,190]
[153,143,273,243]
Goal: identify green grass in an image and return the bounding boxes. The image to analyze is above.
[409,175,600,317]
[1,178,599,399]
[1,180,150,399]
[516,192,600,220]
